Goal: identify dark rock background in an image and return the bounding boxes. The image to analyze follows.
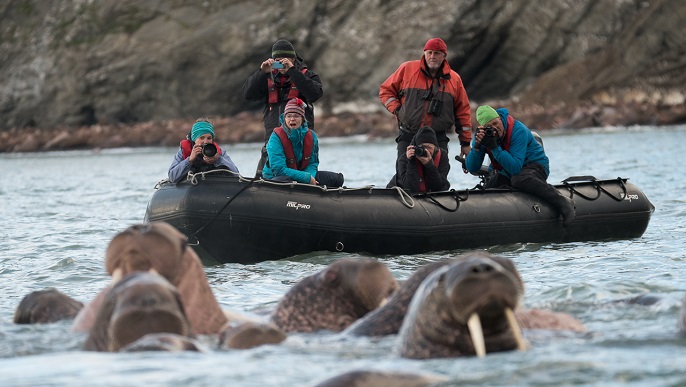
[1,0,684,152]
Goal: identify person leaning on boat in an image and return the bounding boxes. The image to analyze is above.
[262,98,344,187]
[242,39,323,177]
[167,118,239,183]
[379,37,472,163]
[387,126,450,193]
[465,106,576,226]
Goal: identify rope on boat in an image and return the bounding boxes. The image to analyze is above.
[561,176,628,202]
[391,186,415,208]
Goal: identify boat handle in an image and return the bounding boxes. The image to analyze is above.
[335,242,344,252]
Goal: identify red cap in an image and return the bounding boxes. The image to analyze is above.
[423,38,447,54]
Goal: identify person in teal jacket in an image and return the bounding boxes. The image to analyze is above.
[262,98,343,187]
[465,105,575,226]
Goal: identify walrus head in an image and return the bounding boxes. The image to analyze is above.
[271,258,399,333]
[319,258,399,312]
[105,222,186,282]
[84,271,192,352]
[102,221,228,335]
[399,251,527,359]
[14,288,84,324]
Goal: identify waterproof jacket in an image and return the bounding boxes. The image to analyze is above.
[168,140,239,183]
[395,147,451,193]
[379,56,472,145]
[242,58,323,141]
[465,108,549,179]
[262,114,319,184]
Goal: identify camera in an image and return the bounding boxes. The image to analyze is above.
[201,143,218,158]
[414,145,427,157]
[427,99,443,116]
[272,61,284,69]
[482,126,496,137]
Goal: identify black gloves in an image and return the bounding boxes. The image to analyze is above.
[480,134,498,150]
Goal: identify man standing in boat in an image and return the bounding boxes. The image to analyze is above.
[387,126,450,193]
[262,98,343,187]
[465,105,576,226]
[168,117,239,183]
[379,37,472,163]
[242,39,323,177]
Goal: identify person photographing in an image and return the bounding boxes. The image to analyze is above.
[465,105,575,226]
[387,126,450,193]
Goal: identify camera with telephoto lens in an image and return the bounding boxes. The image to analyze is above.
[482,126,496,137]
[201,143,218,158]
[414,145,427,157]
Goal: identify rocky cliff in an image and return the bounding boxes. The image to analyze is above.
[1,0,685,152]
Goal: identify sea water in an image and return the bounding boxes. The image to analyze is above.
[1,125,685,386]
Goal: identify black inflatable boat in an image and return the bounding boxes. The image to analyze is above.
[144,170,654,265]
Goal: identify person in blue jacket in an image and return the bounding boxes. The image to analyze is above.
[168,118,239,183]
[262,98,343,187]
[465,105,575,226]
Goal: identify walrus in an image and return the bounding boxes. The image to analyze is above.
[218,322,287,349]
[73,221,227,335]
[346,253,586,337]
[120,333,206,352]
[344,260,450,336]
[398,251,528,359]
[270,258,399,333]
[14,288,84,324]
[83,271,192,352]
[313,370,448,387]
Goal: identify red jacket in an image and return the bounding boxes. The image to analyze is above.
[379,57,472,144]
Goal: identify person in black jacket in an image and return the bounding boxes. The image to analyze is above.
[387,126,450,193]
[242,39,323,177]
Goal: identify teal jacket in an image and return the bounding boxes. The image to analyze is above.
[262,114,319,183]
[466,108,549,178]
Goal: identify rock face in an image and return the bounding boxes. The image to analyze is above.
[0,0,684,151]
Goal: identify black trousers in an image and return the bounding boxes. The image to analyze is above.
[485,163,568,209]
[268,170,344,188]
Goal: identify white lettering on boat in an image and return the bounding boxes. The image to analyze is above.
[624,194,639,202]
[286,201,311,210]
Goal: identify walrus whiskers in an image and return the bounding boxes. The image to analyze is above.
[504,307,527,351]
[467,313,486,357]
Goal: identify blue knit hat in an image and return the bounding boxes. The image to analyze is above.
[190,121,215,141]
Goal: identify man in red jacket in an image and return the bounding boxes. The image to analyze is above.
[380,37,472,163]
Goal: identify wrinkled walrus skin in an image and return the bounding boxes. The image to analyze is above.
[14,288,84,324]
[346,252,586,338]
[270,258,399,333]
[72,222,227,335]
[399,251,524,359]
[83,271,192,352]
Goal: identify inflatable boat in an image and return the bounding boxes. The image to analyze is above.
[144,170,654,265]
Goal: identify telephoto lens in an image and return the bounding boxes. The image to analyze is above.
[202,143,218,158]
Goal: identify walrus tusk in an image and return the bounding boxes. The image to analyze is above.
[111,268,123,283]
[504,307,527,351]
[378,297,389,308]
[467,313,486,357]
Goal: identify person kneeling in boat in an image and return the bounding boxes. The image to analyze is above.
[262,98,344,187]
[465,105,575,226]
[168,117,239,183]
[386,126,450,193]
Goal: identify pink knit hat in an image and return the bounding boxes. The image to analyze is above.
[284,98,305,117]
